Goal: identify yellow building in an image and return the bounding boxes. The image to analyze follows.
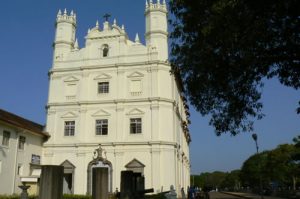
[0,109,49,195]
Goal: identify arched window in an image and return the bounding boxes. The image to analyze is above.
[102,44,109,57]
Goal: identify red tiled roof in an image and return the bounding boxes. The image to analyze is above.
[0,109,49,138]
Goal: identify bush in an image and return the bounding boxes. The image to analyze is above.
[0,195,36,199]
[0,193,124,199]
[0,195,92,199]
[145,193,167,199]
[63,194,92,199]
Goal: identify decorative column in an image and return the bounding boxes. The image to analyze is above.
[151,66,159,97]
[151,101,159,140]
[151,147,161,191]
[114,151,124,191]
[116,103,124,141]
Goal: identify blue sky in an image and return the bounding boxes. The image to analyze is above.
[0,0,299,174]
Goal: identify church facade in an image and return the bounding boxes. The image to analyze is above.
[43,1,191,195]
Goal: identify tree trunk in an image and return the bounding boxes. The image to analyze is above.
[292,176,297,191]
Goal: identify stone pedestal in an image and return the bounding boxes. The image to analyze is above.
[39,165,63,199]
[18,183,30,199]
[92,167,109,199]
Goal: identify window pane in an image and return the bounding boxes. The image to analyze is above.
[64,121,75,136]
[31,154,41,164]
[96,119,108,135]
[17,164,23,175]
[18,136,26,150]
[98,82,109,94]
[130,118,142,134]
[2,131,10,146]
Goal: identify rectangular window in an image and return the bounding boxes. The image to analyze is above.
[130,118,142,134]
[64,121,75,136]
[18,136,26,150]
[95,119,108,135]
[98,82,109,94]
[17,164,23,175]
[2,131,10,146]
[31,154,41,164]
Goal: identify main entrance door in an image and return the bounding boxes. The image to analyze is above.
[92,167,109,198]
[87,145,112,195]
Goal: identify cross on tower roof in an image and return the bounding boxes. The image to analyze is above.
[103,13,111,22]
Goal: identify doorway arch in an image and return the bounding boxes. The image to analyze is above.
[86,145,113,195]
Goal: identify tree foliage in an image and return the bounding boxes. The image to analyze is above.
[240,151,269,187]
[240,142,300,190]
[292,135,300,161]
[220,170,241,191]
[192,170,241,190]
[169,0,300,135]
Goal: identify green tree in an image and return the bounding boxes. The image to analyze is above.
[197,171,227,189]
[240,142,300,190]
[220,170,241,191]
[265,144,298,189]
[291,137,300,189]
[191,175,204,188]
[292,135,300,161]
[169,0,300,135]
[240,151,269,188]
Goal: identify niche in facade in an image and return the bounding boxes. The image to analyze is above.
[102,44,109,57]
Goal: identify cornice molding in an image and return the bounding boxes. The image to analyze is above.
[50,60,170,73]
[43,141,177,148]
[47,97,175,107]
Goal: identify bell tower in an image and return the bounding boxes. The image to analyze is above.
[53,9,77,62]
[145,0,168,61]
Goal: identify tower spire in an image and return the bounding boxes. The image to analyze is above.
[96,20,99,29]
[74,38,79,50]
[57,9,62,17]
[135,33,140,43]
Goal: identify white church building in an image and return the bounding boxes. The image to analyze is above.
[43,0,191,195]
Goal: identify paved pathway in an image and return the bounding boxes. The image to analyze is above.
[210,192,245,199]
[219,192,285,199]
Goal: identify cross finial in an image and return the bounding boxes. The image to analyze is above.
[103,13,111,22]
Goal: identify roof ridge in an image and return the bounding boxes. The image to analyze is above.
[0,108,49,138]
